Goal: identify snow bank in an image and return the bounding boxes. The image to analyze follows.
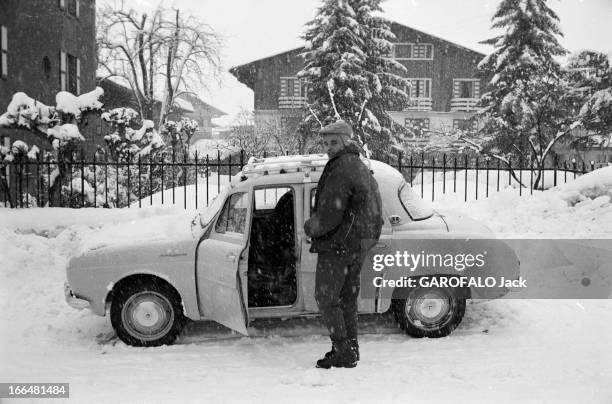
[432,166,612,236]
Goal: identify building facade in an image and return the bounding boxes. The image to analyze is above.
[0,0,98,155]
[230,22,487,148]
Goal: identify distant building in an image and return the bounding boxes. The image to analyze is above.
[230,22,487,149]
[168,94,226,143]
[98,80,225,144]
[0,0,99,155]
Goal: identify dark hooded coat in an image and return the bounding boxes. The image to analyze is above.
[304,142,384,254]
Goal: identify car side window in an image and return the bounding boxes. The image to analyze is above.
[215,192,248,234]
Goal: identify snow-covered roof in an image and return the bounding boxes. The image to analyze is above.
[173,98,195,113]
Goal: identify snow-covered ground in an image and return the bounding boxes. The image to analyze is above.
[1,168,611,403]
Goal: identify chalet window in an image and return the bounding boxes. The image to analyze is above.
[394,44,412,59]
[280,77,306,98]
[453,119,477,132]
[393,43,433,60]
[453,79,480,98]
[1,25,7,79]
[406,78,431,98]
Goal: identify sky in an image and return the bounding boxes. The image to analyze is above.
[101,0,612,125]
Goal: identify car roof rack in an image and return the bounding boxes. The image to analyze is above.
[241,154,329,177]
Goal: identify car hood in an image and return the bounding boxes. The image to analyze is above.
[68,238,195,271]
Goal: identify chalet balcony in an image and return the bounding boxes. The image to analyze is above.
[404,97,433,111]
[278,96,307,109]
[450,98,479,112]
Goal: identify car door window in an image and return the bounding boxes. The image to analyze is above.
[215,192,248,234]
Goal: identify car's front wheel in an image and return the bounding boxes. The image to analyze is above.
[393,286,466,338]
[110,280,185,347]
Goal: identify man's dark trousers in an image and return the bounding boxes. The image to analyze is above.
[315,251,366,344]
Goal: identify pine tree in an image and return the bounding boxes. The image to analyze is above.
[476,0,569,188]
[566,50,612,142]
[298,0,409,157]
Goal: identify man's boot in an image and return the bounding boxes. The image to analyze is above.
[316,340,357,369]
[324,339,359,361]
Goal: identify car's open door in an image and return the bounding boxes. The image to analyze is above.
[196,191,250,335]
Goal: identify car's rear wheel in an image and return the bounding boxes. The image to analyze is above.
[110,280,185,347]
[393,286,466,338]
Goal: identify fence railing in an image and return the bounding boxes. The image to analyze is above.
[0,150,607,209]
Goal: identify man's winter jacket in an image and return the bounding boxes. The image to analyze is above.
[304,142,384,254]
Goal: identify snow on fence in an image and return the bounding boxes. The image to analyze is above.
[0,150,608,208]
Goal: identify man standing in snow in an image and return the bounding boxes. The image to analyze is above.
[304,120,383,369]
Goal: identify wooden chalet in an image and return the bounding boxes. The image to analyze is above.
[230,22,488,148]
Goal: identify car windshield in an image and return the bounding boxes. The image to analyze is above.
[398,181,434,221]
[199,187,230,228]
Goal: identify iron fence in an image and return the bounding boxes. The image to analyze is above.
[1,150,607,209]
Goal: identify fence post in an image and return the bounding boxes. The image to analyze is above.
[206,155,210,206]
[442,154,446,194]
[572,158,577,180]
[104,159,108,207]
[453,156,457,193]
[128,152,133,208]
[508,157,512,190]
[161,153,165,205]
[485,157,490,198]
[115,159,119,208]
[172,149,176,205]
[80,151,85,208]
[409,153,413,187]
[590,160,595,172]
[93,154,97,208]
[497,159,500,192]
[228,153,232,184]
[149,155,153,206]
[530,159,534,195]
[420,152,424,199]
[431,156,435,202]
[563,160,567,183]
[475,157,479,200]
[194,152,198,210]
[18,158,23,208]
[138,155,142,209]
[464,155,468,202]
[184,151,188,210]
[36,153,41,205]
[217,150,221,194]
[25,158,30,207]
[46,155,51,208]
[582,161,586,174]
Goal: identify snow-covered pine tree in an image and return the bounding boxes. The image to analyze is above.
[566,50,612,144]
[476,0,569,189]
[299,0,409,157]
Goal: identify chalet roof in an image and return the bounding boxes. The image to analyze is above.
[230,21,486,75]
[178,93,226,117]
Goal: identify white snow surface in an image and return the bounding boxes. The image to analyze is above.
[1,168,612,403]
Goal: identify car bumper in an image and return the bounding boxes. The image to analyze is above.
[64,281,90,310]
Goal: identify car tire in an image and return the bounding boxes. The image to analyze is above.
[392,286,466,338]
[110,279,185,347]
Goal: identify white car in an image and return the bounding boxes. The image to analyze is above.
[65,154,519,346]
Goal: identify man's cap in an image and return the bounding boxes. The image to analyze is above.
[319,120,352,138]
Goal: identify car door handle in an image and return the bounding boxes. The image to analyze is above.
[226,253,237,262]
[304,237,312,244]
[374,243,387,249]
